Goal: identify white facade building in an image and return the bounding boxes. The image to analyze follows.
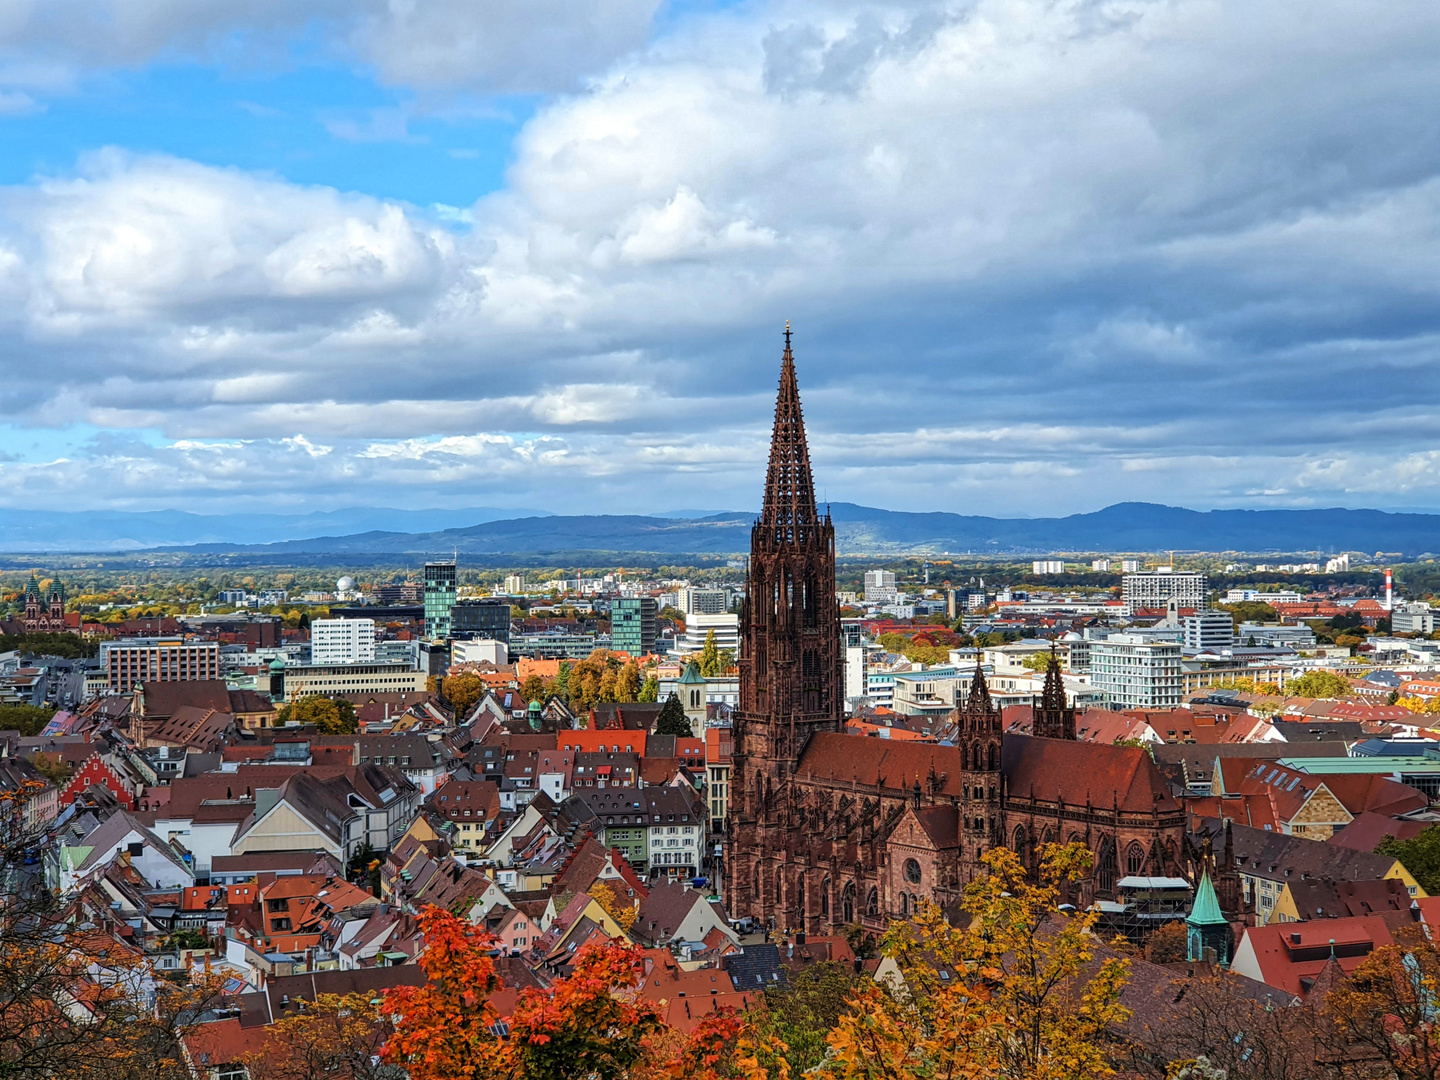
[453,638,509,666]
[1032,561,1065,575]
[675,613,740,655]
[1123,571,1207,612]
[1089,635,1183,709]
[1393,603,1436,635]
[864,570,898,604]
[1120,560,1141,573]
[1225,589,1303,605]
[1183,611,1235,651]
[678,587,729,615]
[1091,559,1111,571]
[310,618,376,664]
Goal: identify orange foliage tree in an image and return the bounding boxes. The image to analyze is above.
[381,905,665,1080]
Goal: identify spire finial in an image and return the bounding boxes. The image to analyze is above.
[784,321,792,352]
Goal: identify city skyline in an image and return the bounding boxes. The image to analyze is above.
[2,1,1440,518]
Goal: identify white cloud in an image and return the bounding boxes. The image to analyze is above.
[4,0,1440,514]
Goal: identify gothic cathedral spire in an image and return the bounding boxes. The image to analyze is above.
[760,323,820,540]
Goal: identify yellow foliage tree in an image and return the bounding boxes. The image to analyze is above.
[827,843,1130,1080]
[589,883,639,934]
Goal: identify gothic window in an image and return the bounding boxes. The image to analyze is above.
[1126,842,1146,877]
[1013,825,1028,860]
[899,893,909,916]
[866,887,879,916]
[1097,841,1116,894]
[753,863,762,901]
[776,873,783,905]
[821,878,830,918]
[904,859,922,885]
[987,743,998,770]
[842,882,855,923]
[1043,827,1055,846]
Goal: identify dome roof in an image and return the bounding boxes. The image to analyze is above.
[269,658,286,670]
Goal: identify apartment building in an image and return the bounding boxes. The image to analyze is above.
[310,618,376,664]
[1090,634,1183,709]
[1122,571,1207,613]
[103,639,220,692]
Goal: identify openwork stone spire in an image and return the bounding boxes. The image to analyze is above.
[1032,643,1076,740]
[1041,647,1066,712]
[760,322,820,542]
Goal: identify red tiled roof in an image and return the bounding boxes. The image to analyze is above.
[1003,735,1180,813]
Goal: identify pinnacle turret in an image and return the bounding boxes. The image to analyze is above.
[759,324,820,541]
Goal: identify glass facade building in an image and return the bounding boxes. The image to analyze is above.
[452,599,512,644]
[423,560,457,640]
[611,597,657,657]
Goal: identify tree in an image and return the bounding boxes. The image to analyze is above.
[827,843,1130,1080]
[0,704,57,736]
[764,961,865,1074]
[655,693,692,737]
[698,630,722,676]
[275,695,357,734]
[1323,926,1440,1079]
[381,906,664,1080]
[1144,920,1188,964]
[1287,669,1353,699]
[1021,650,1054,672]
[520,675,548,703]
[441,670,486,716]
[638,675,659,703]
[1377,824,1440,895]
[588,883,638,933]
[614,661,641,703]
[244,992,397,1080]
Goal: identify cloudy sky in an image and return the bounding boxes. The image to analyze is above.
[2,0,1439,520]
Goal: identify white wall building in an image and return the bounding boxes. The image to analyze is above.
[1123,571,1207,612]
[675,613,740,655]
[1225,589,1303,605]
[1393,603,1436,635]
[1032,560,1065,575]
[1183,611,1235,651]
[1091,559,1111,571]
[453,638,509,666]
[864,569,898,604]
[1089,635,1183,709]
[310,618,376,664]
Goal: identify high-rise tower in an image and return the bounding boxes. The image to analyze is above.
[726,326,843,923]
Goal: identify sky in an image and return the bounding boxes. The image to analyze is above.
[2,0,1440,521]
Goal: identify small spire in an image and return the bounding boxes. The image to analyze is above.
[784,320,792,353]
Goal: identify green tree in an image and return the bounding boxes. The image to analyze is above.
[1287,669,1353,699]
[1378,825,1440,895]
[0,704,57,736]
[637,675,659,703]
[520,675,548,703]
[763,960,865,1074]
[654,692,693,737]
[275,695,357,734]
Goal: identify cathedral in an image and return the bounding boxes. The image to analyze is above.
[723,332,1187,934]
[19,574,67,633]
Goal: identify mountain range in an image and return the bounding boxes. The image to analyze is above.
[12,501,1425,558]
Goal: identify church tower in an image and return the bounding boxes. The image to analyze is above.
[726,326,842,927]
[1031,647,1076,740]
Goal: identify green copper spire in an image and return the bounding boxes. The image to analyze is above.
[1187,870,1227,927]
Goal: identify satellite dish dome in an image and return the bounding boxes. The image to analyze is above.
[1063,630,1082,642]
[336,576,355,592]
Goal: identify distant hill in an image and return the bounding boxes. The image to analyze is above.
[0,506,548,553]
[151,501,1440,558]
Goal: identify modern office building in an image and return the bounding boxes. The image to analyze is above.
[611,597,658,657]
[1090,635,1183,709]
[278,661,429,702]
[675,612,740,655]
[423,560,458,640]
[1122,571,1207,612]
[863,569,898,603]
[1236,622,1316,648]
[453,638,508,666]
[1392,603,1436,635]
[309,618,376,664]
[1225,589,1303,605]
[1182,611,1235,652]
[678,586,728,615]
[102,639,221,693]
[452,599,512,644]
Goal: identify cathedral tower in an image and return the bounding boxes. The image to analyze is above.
[726,327,842,925]
[1031,647,1076,740]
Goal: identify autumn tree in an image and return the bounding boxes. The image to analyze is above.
[1143,920,1188,964]
[589,883,639,933]
[698,630,722,677]
[441,670,486,716]
[827,843,1130,1080]
[1324,926,1440,1079]
[244,992,397,1080]
[638,675,659,702]
[655,693,693,737]
[381,906,665,1080]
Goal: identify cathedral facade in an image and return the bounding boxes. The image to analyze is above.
[723,334,1187,935]
[21,574,67,633]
